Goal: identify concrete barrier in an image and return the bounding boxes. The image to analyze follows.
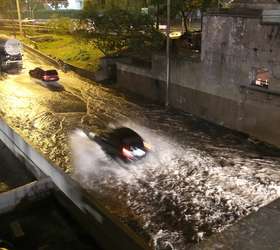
[0,178,54,215]
[117,59,280,148]
[0,118,150,250]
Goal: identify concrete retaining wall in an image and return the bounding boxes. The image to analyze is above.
[117,63,165,103]
[0,178,54,214]
[117,61,280,147]
[117,9,280,148]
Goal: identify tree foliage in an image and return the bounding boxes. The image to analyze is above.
[84,0,149,11]
[80,0,230,55]
[80,7,164,56]
[44,0,69,9]
[84,0,229,32]
[47,16,74,33]
[150,0,223,31]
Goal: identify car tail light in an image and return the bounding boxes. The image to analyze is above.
[43,75,58,81]
[122,148,134,159]
[43,75,49,81]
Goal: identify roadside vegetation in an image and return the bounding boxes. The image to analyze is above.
[0,28,103,72]
[30,34,104,72]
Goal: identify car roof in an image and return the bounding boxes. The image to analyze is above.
[104,127,144,147]
[45,69,58,74]
[109,127,141,138]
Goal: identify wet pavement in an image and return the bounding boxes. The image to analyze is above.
[0,51,280,249]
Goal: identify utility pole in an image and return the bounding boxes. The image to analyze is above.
[165,0,171,107]
[16,0,23,36]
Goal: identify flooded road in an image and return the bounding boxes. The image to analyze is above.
[1,51,280,249]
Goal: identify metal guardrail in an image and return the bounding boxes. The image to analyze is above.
[0,20,51,33]
[0,25,50,33]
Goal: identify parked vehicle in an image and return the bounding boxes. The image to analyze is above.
[0,35,23,72]
[88,127,151,163]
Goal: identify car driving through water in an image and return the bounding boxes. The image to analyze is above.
[88,127,151,163]
[29,67,59,82]
[29,67,63,91]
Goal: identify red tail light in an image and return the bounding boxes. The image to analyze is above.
[122,148,133,159]
[43,75,58,81]
[43,75,50,81]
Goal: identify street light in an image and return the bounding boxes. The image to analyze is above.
[165,0,171,107]
[16,0,23,36]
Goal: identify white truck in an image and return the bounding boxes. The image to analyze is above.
[0,35,23,72]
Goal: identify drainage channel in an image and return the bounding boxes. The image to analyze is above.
[0,118,149,250]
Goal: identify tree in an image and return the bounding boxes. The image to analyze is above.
[24,0,44,18]
[80,7,164,56]
[148,0,228,32]
[84,0,149,12]
[0,0,69,18]
[45,0,69,9]
[150,0,165,30]
[0,0,16,18]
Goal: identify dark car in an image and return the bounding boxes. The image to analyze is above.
[89,127,150,162]
[29,67,59,82]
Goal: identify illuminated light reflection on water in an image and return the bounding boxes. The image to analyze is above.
[0,52,280,249]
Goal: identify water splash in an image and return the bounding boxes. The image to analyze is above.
[70,123,280,249]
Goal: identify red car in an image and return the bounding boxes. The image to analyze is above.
[29,67,59,82]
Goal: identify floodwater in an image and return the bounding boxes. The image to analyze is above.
[1,52,280,249]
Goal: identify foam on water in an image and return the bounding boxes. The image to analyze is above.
[70,122,280,249]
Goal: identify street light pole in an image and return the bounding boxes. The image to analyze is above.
[165,0,171,107]
[16,0,23,36]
